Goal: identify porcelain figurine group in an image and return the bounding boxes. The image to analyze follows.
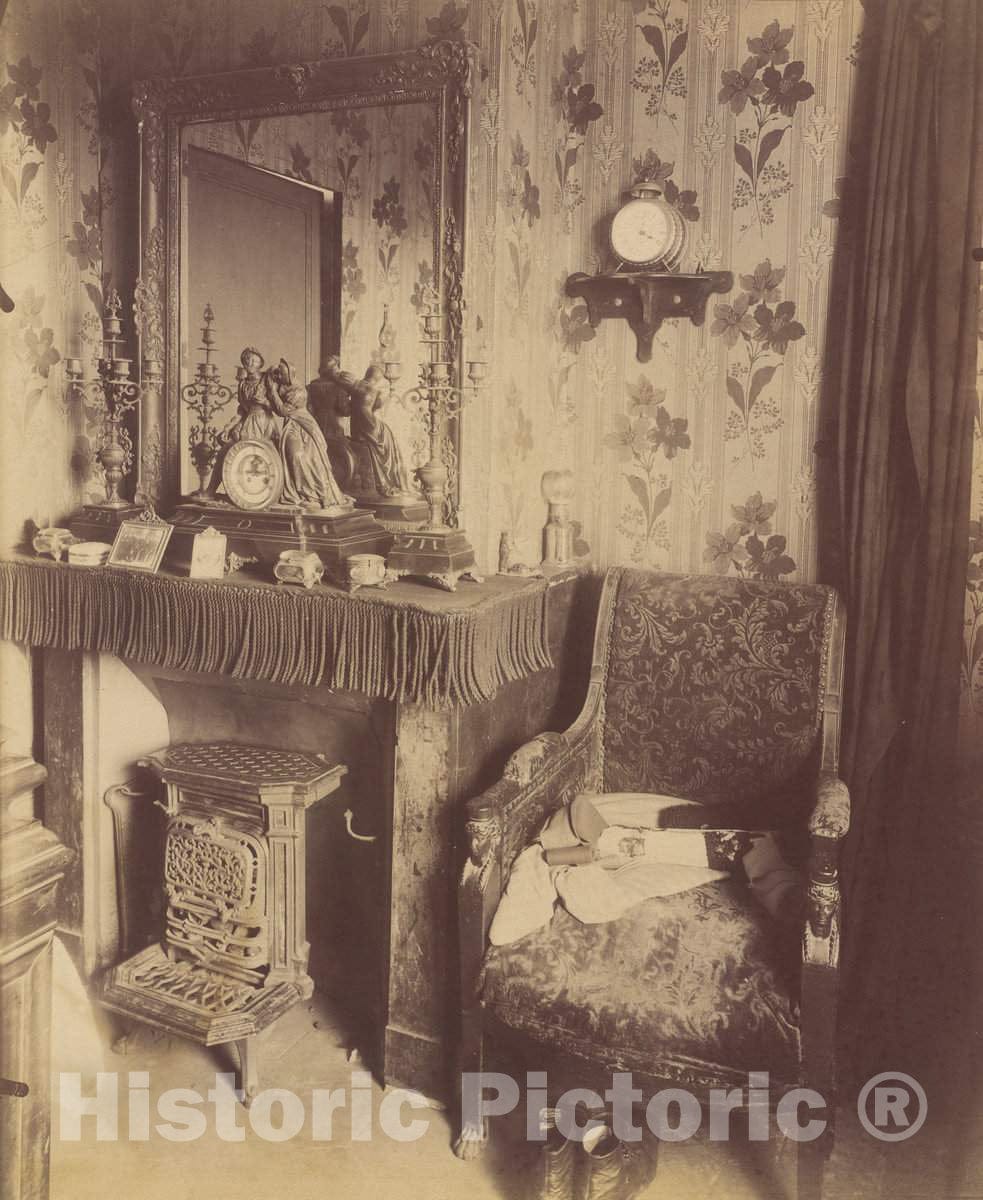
[207,349,352,513]
[206,347,413,517]
[308,355,420,505]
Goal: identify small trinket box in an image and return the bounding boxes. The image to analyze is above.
[68,541,112,567]
[274,549,325,590]
[32,527,77,562]
[344,553,391,594]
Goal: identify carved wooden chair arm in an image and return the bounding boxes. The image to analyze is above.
[464,725,600,868]
[804,771,850,949]
[808,771,851,840]
[459,724,600,995]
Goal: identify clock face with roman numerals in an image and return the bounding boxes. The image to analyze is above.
[222,438,284,510]
[609,186,686,270]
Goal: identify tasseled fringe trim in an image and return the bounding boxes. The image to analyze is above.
[0,560,553,708]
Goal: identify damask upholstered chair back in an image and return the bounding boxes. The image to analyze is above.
[595,569,837,807]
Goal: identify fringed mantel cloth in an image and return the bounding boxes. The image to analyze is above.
[0,558,553,708]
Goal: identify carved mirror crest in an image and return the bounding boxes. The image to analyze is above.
[131,42,477,518]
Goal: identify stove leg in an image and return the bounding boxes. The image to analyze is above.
[111,1020,135,1056]
[236,1036,259,1107]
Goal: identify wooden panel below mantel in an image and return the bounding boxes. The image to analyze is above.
[384,568,598,1098]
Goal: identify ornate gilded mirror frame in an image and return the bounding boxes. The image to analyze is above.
[131,41,477,514]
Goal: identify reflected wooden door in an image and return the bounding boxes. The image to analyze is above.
[184,145,340,395]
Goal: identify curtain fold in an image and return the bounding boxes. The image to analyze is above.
[821,0,982,1083]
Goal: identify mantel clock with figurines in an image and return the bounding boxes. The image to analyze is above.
[165,306,392,578]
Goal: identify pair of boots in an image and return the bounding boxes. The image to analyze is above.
[536,1109,657,1200]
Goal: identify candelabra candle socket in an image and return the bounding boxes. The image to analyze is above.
[65,357,83,382]
[142,358,163,386]
[467,360,488,386]
[383,360,403,386]
[379,304,397,357]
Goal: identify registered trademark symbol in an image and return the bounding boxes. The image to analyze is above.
[857,1072,927,1142]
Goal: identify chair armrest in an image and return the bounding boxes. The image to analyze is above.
[463,722,600,874]
[459,721,601,1000]
[804,771,850,950]
[808,771,850,840]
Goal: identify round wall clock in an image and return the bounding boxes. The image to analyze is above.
[222,438,284,510]
[609,182,686,271]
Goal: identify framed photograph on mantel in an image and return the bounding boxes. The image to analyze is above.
[107,517,173,573]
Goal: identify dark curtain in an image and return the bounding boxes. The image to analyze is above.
[819,0,982,1088]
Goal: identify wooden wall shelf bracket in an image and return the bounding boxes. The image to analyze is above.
[565,270,734,363]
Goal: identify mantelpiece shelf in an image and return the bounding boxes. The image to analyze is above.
[566,269,734,363]
[0,555,554,708]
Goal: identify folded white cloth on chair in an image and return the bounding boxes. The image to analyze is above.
[488,842,558,945]
[490,793,726,945]
[554,856,729,926]
[487,792,804,945]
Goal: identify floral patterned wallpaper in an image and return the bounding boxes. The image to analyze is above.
[0,0,110,551]
[1,0,980,754]
[460,0,859,591]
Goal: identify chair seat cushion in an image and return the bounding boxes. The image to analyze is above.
[480,879,801,1087]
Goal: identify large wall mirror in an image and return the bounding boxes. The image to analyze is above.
[131,42,476,514]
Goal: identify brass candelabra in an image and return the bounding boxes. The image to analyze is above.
[382,293,487,590]
[181,303,233,499]
[65,290,162,511]
[382,294,486,531]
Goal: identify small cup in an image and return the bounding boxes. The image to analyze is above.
[347,553,387,589]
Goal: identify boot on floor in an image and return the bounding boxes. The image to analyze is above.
[574,1122,658,1200]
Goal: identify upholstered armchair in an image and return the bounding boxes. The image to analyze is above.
[455,567,848,1199]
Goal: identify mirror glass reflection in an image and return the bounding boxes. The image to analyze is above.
[179,102,437,498]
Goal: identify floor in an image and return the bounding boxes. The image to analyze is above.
[49,952,978,1200]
